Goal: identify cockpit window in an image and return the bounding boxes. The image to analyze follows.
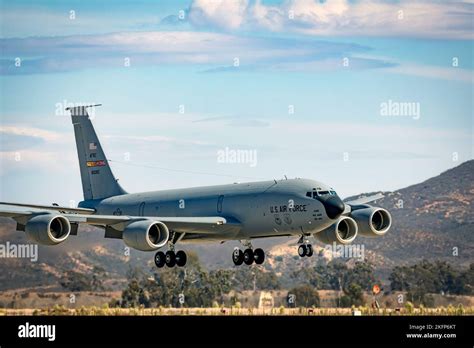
[306,190,338,198]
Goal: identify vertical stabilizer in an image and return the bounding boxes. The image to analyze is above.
[67,105,126,200]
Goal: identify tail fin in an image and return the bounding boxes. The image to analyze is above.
[67,105,126,200]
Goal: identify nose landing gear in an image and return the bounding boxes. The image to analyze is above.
[297,235,314,258]
[298,244,313,257]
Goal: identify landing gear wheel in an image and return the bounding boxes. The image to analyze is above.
[165,250,176,267]
[253,248,265,265]
[154,251,166,268]
[232,249,244,266]
[243,249,254,265]
[306,244,313,257]
[175,250,187,267]
[298,244,307,257]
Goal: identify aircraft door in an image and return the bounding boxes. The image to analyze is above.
[217,195,224,214]
[138,202,145,216]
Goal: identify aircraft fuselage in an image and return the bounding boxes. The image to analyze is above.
[79,178,342,242]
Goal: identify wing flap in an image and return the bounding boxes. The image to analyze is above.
[64,214,234,234]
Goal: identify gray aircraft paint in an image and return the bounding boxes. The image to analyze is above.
[80,179,336,242]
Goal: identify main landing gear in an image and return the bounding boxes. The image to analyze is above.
[154,250,187,268]
[155,232,187,268]
[232,241,265,266]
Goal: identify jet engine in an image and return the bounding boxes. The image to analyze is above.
[351,207,391,237]
[25,213,71,245]
[122,219,169,251]
[314,216,358,245]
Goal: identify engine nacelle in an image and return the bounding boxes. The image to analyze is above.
[351,207,391,237]
[122,219,169,251]
[314,216,358,245]
[25,213,71,245]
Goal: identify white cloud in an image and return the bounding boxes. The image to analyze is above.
[188,0,474,39]
[189,0,250,29]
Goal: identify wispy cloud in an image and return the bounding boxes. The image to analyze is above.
[0,31,383,75]
[387,63,473,83]
[0,126,76,175]
[2,28,470,81]
[0,7,162,37]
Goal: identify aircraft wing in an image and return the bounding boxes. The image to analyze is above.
[0,201,95,217]
[344,193,385,206]
[342,193,385,214]
[0,202,236,235]
[64,213,231,234]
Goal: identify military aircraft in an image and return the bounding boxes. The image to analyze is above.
[0,105,392,268]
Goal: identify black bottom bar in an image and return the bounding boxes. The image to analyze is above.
[0,315,472,346]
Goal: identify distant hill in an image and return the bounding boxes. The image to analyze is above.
[354,159,473,269]
[0,160,472,290]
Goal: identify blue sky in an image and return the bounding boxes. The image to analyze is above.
[0,0,473,205]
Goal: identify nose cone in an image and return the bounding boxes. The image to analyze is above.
[321,196,345,219]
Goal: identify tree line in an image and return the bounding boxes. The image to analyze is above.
[389,260,473,306]
[59,254,473,308]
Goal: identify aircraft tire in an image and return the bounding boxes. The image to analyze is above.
[253,248,265,264]
[298,244,307,257]
[306,244,313,257]
[154,251,166,268]
[243,248,254,265]
[165,250,176,267]
[233,249,244,266]
[176,250,187,267]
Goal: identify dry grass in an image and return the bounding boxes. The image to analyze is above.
[0,304,472,316]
